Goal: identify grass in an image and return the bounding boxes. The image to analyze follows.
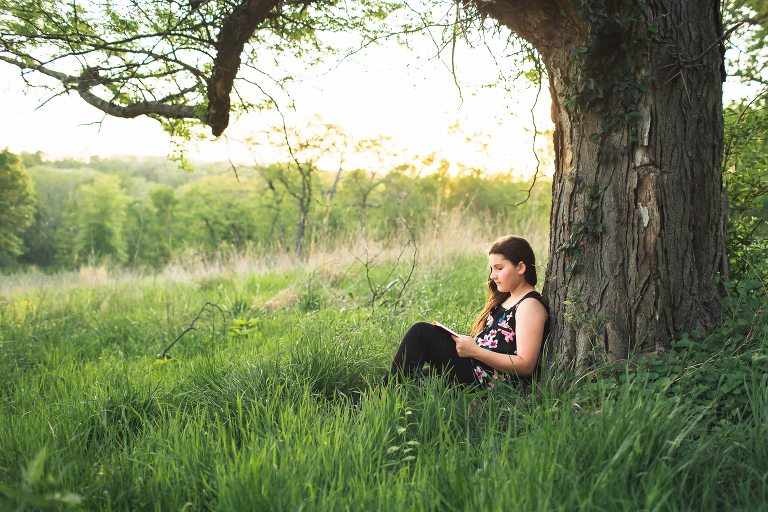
[1,238,767,511]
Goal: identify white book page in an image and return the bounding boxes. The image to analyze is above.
[431,321,461,338]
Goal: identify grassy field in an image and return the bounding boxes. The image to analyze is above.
[1,231,767,511]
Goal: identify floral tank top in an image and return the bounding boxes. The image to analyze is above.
[471,291,549,389]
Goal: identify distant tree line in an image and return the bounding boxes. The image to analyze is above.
[0,148,551,271]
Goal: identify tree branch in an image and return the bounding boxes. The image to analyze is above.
[686,20,748,65]
[477,0,584,55]
[1,56,201,121]
[207,0,283,136]
[78,87,199,120]
[0,55,72,83]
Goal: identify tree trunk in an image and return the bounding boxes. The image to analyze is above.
[296,206,306,260]
[296,181,308,261]
[167,211,173,260]
[482,0,727,373]
[230,223,244,252]
[204,218,219,249]
[322,159,344,235]
[360,201,367,232]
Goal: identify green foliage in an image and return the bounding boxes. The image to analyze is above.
[583,274,768,426]
[0,446,84,510]
[723,103,768,283]
[725,0,768,89]
[19,151,46,168]
[74,174,130,264]
[719,3,768,283]
[172,174,268,255]
[19,166,92,267]
[555,171,603,274]
[672,277,768,422]
[146,184,178,261]
[563,286,610,351]
[0,149,35,264]
[87,155,206,188]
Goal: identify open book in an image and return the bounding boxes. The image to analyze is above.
[431,321,461,337]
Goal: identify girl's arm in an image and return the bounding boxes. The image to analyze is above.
[453,298,548,377]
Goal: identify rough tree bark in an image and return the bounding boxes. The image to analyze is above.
[480,0,727,373]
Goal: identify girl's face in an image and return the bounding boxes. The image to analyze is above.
[488,253,526,293]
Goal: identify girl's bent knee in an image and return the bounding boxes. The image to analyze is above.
[408,321,438,335]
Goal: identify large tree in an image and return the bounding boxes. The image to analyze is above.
[473,0,730,373]
[2,0,745,371]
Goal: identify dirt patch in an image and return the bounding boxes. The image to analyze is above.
[255,286,298,311]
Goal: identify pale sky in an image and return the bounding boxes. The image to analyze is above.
[0,11,755,178]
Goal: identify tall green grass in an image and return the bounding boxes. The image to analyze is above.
[1,251,766,511]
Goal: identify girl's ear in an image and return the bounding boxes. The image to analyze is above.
[518,262,526,275]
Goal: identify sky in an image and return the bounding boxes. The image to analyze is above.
[0,8,756,179]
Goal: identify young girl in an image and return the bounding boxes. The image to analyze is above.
[383,235,550,388]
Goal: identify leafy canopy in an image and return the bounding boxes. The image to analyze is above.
[0,0,403,136]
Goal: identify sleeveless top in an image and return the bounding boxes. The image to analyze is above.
[471,290,550,389]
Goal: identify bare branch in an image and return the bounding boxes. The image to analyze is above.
[349,220,418,313]
[510,51,543,207]
[686,19,748,65]
[157,301,226,359]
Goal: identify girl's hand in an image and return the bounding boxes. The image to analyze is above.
[452,334,478,358]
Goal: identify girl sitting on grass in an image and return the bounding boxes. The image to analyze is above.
[382,235,550,389]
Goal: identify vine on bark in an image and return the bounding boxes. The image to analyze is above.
[556,0,655,274]
[557,171,602,274]
[560,0,654,138]
[563,287,611,354]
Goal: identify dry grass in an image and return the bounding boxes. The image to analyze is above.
[0,212,549,298]
[79,266,109,285]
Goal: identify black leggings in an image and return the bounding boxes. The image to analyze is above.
[383,322,476,385]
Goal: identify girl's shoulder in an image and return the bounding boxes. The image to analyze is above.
[502,290,543,311]
[516,293,549,318]
[521,290,542,301]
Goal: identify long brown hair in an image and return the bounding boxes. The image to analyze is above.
[471,235,537,336]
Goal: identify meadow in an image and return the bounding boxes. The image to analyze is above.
[1,221,767,511]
